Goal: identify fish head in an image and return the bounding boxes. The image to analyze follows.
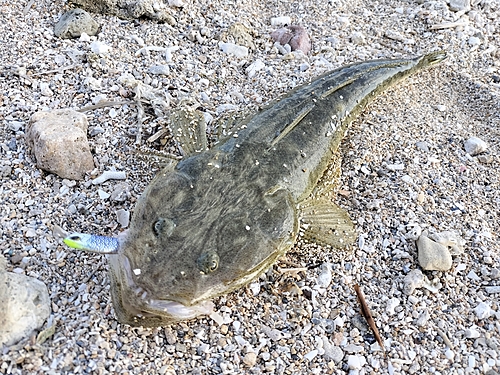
[109,166,297,326]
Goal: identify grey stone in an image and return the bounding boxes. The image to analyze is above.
[478,154,493,164]
[116,209,130,228]
[70,0,176,24]
[26,109,95,180]
[322,337,344,363]
[0,255,51,346]
[54,9,99,39]
[417,234,452,271]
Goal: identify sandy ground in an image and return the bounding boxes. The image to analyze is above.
[0,0,499,374]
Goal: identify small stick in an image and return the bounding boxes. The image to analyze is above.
[353,284,386,356]
[429,20,468,30]
[275,266,308,274]
[23,0,36,15]
[29,65,79,76]
[436,328,454,349]
[135,100,145,145]
[77,100,133,113]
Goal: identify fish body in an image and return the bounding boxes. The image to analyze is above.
[65,52,446,326]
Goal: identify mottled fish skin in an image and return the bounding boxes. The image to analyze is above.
[69,52,447,326]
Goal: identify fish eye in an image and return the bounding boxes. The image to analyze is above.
[153,218,175,237]
[196,251,219,274]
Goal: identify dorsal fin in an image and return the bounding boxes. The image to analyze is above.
[170,105,207,156]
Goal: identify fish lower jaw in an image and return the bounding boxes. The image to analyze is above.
[144,298,215,321]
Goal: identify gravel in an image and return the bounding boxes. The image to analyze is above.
[0,0,499,374]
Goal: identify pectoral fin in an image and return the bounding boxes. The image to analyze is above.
[299,197,356,249]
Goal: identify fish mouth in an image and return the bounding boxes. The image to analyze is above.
[107,253,214,325]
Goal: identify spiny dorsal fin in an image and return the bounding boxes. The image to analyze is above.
[170,105,207,156]
[299,197,356,250]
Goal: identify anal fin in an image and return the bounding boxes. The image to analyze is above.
[299,197,356,250]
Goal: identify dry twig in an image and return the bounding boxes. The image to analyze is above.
[353,284,386,356]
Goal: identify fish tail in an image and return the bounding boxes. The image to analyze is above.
[418,51,447,67]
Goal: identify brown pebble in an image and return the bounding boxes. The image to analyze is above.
[271,25,311,54]
[243,352,257,366]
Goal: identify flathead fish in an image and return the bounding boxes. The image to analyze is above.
[65,51,447,326]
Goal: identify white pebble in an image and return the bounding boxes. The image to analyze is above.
[464,137,488,156]
[232,320,241,331]
[417,234,452,271]
[468,355,476,368]
[403,269,425,295]
[148,65,170,75]
[303,349,318,361]
[416,309,430,326]
[465,327,480,338]
[350,31,365,45]
[468,36,481,47]
[316,263,332,288]
[388,361,395,375]
[200,92,210,103]
[97,189,110,199]
[79,32,91,42]
[467,270,481,281]
[165,46,179,63]
[249,282,260,296]
[456,263,467,272]
[168,0,184,7]
[334,316,344,329]
[299,63,310,71]
[40,82,53,96]
[243,352,257,366]
[246,59,265,78]
[485,286,500,294]
[92,171,127,184]
[271,16,291,26]
[401,175,413,184]
[90,41,112,54]
[445,349,455,360]
[474,302,491,319]
[337,16,350,27]
[209,311,224,325]
[386,298,400,315]
[347,355,366,370]
[405,223,422,240]
[386,163,404,171]
[219,42,248,58]
[408,349,416,360]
